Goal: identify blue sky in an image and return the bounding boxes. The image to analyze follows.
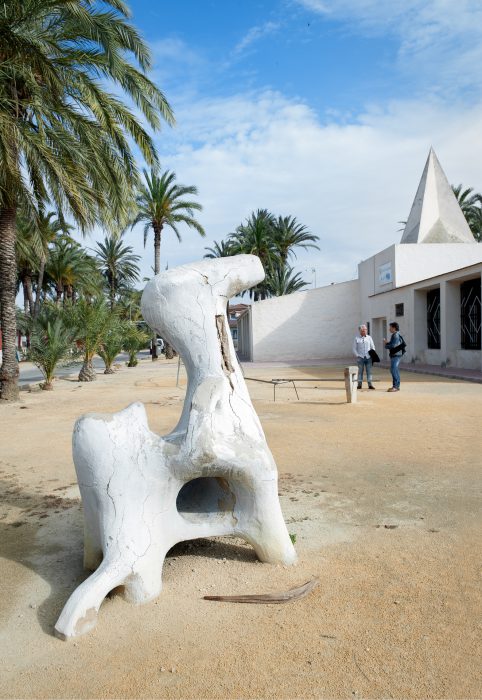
[117,0,482,288]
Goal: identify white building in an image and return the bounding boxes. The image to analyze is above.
[238,149,482,371]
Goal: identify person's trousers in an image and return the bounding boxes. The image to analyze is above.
[390,355,401,388]
[357,357,373,385]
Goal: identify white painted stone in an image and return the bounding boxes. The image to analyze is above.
[401,148,474,244]
[54,255,296,640]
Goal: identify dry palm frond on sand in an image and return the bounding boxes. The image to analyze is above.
[203,577,319,604]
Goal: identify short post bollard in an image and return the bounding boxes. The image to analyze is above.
[344,366,358,403]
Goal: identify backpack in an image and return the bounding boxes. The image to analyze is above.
[390,335,407,357]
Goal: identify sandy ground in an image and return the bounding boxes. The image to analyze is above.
[0,358,481,699]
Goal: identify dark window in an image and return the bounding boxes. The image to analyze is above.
[427,289,441,349]
[461,279,481,350]
[395,303,404,317]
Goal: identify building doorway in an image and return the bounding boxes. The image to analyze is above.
[371,317,388,360]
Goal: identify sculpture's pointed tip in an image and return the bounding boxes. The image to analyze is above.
[54,628,68,642]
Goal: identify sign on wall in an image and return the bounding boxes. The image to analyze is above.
[378,262,392,285]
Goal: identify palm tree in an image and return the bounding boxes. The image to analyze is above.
[131,167,205,358]
[272,215,320,265]
[0,0,174,401]
[204,240,235,258]
[46,239,101,305]
[28,307,76,390]
[98,323,125,374]
[117,287,143,322]
[468,206,482,242]
[33,211,73,318]
[123,323,150,367]
[132,168,206,274]
[67,298,114,382]
[452,184,482,242]
[94,235,141,310]
[452,184,480,218]
[16,209,73,317]
[228,209,279,300]
[16,216,42,316]
[266,264,309,296]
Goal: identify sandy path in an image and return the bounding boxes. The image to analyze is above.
[0,359,481,699]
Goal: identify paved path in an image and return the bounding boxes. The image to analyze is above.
[18,351,153,386]
[379,360,482,384]
[241,357,482,383]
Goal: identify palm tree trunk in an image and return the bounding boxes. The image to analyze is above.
[0,207,20,401]
[23,281,30,314]
[23,275,34,316]
[151,226,162,361]
[34,257,45,319]
[153,226,161,276]
[152,225,176,359]
[110,281,115,311]
[79,357,96,382]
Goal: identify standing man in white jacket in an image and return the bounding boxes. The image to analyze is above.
[353,324,376,390]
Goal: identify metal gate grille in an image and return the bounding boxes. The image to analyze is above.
[460,278,481,350]
[427,288,441,349]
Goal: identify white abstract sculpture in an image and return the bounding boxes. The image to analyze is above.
[55,255,296,640]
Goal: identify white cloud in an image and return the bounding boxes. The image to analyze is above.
[150,37,203,66]
[123,90,482,289]
[295,0,482,95]
[234,21,281,55]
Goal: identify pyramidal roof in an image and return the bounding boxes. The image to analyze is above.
[400,148,474,244]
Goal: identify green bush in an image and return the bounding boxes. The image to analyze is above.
[122,323,151,367]
[27,307,77,390]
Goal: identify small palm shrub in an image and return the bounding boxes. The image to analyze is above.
[66,298,114,382]
[98,324,125,374]
[123,324,151,367]
[28,308,76,390]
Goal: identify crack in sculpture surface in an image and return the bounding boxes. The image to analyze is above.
[54,255,297,640]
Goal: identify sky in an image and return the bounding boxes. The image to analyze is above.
[115,0,482,290]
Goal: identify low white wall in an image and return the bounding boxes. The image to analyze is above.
[251,280,361,362]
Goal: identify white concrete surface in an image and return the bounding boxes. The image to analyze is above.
[358,244,482,297]
[249,279,360,362]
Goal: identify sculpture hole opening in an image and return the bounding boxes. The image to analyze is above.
[176,477,236,523]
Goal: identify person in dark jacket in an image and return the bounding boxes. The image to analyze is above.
[384,322,403,392]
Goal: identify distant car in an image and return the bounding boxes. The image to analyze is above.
[156,338,165,352]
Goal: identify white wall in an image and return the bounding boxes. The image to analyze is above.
[359,243,481,296]
[358,246,396,297]
[251,280,360,362]
[394,244,482,288]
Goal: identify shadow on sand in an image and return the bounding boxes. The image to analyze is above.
[0,470,257,638]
